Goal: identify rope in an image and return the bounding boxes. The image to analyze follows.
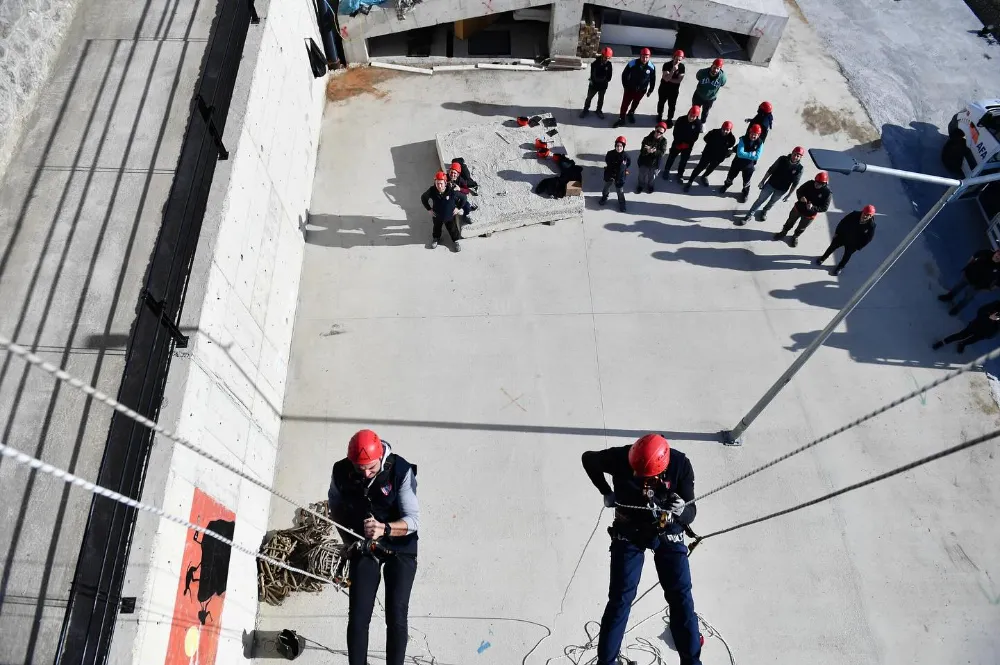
[685,425,1000,554]
[0,334,363,542]
[0,438,333,587]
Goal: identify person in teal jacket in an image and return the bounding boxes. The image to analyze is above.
[719,124,763,203]
[691,58,726,122]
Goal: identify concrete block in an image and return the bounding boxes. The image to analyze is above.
[435,114,584,238]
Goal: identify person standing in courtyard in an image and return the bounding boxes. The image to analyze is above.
[637,122,668,194]
[738,146,805,224]
[582,434,702,665]
[691,58,726,123]
[614,48,656,128]
[772,171,832,247]
[602,135,631,211]
[719,123,763,203]
[744,101,774,143]
[421,171,471,252]
[932,300,1000,354]
[662,105,704,183]
[328,430,420,665]
[815,205,877,275]
[656,49,686,125]
[937,248,1000,315]
[684,119,736,191]
[581,47,614,119]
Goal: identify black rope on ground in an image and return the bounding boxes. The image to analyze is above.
[686,426,1000,552]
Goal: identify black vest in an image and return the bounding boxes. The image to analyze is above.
[331,453,418,555]
[610,451,690,546]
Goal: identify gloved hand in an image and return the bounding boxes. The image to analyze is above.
[603,493,616,508]
[668,495,686,517]
[782,195,790,202]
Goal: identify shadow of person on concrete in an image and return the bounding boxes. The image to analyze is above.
[652,246,820,272]
[440,100,662,130]
[304,213,421,248]
[384,139,442,213]
[769,279,844,309]
[606,219,774,244]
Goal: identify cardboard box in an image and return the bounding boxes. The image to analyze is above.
[565,180,582,197]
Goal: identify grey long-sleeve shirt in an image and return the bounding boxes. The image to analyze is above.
[327,441,420,534]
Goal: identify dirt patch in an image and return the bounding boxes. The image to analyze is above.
[784,0,808,23]
[326,66,400,103]
[970,375,1000,416]
[801,102,880,144]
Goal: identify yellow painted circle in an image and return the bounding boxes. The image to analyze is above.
[184,626,200,657]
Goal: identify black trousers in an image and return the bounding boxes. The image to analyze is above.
[943,323,991,348]
[819,236,856,269]
[663,146,693,177]
[657,82,680,120]
[687,155,724,182]
[432,215,461,242]
[691,93,716,122]
[779,207,817,237]
[348,551,418,665]
[584,83,608,112]
[724,159,755,190]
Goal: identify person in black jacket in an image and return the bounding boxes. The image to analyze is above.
[420,171,471,251]
[582,434,702,665]
[684,120,736,191]
[601,136,630,211]
[932,300,1000,353]
[744,101,774,143]
[328,430,420,665]
[614,48,656,128]
[773,171,832,247]
[581,47,614,119]
[637,122,668,193]
[816,205,877,275]
[938,248,1000,315]
[656,49,685,125]
[661,105,703,182]
[739,146,804,224]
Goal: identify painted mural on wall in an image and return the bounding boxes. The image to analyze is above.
[163,488,236,665]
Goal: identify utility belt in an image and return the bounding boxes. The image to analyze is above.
[609,519,684,545]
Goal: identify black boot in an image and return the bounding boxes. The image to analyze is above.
[932,340,944,350]
[683,181,692,192]
[938,293,954,302]
[719,181,731,193]
[599,195,608,206]
[772,230,787,241]
[627,113,636,124]
[788,234,800,247]
[698,176,709,186]
[737,188,749,203]
[613,118,625,128]
[596,110,605,119]
[580,109,590,118]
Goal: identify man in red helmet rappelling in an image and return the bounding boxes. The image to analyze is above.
[328,430,420,665]
[582,434,702,665]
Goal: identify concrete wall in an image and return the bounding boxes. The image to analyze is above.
[107,0,327,663]
[0,0,85,187]
[340,0,787,65]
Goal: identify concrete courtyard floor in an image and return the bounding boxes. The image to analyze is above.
[259,11,1000,665]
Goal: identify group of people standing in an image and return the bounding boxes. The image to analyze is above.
[589,48,878,275]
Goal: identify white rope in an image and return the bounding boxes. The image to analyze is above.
[0,334,364,542]
[0,439,332,586]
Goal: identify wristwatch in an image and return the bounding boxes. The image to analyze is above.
[383,523,391,538]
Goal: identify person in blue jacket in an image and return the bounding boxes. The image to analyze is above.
[613,48,656,128]
[719,124,763,203]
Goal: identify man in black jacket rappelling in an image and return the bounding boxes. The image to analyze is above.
[582,434,702,665]
[329,430,420,665]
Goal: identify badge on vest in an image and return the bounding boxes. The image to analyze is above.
[381,482,393,496]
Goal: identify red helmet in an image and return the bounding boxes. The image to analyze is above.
[673,49,685,58]
[615,135,627,146]
[721,120,734,131]
[748,123,762,137]
[449,161,462,173]
[434,171,447,182]
[602,46,613,58]
[656,121,667,130]
[791,146,805,156]
[712,58,724,68]
[628,434,671,477]
[347,429,384,465]
[862,204,876,216]
[815,171,829,183]
[689,105,701,117]
[759,101,773,113]
[640,47,651,56]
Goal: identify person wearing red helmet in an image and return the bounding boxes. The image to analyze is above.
[773,171,832,247]
[601,136,631,211]
[684,119,737,191]
[662,105,704,182]
[613,47,656,128]
[691,58,726,123]
[582,434,701,665]
[739,146,805,224]
[581,46,614,119]
[744,101,774,143]
[932,300,1000,354]
[656,49,686,126]
[421,170,472,251]
[637,121,669,193]
[816,205,878,275]
[446,158,479,198]
[937,248,1000,315]
[719,123,763,202]
[328,429,420,665]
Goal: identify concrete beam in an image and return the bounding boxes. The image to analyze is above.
[548,0,585,57]
[747,12,788,64]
